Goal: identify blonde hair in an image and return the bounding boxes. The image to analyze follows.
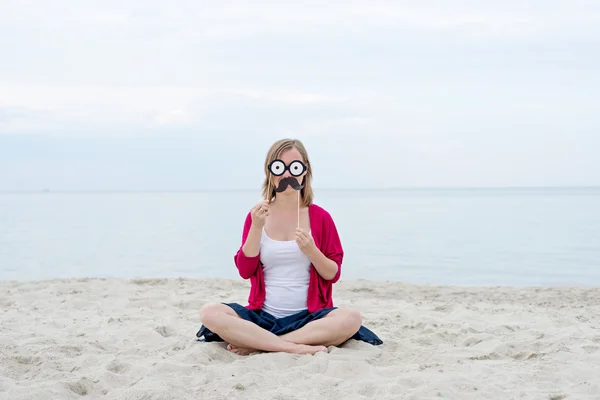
[262,138,314,207]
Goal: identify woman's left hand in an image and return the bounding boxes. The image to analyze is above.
[295,227,317,255]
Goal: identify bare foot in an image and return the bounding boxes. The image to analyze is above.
[226,343,326,356]
[227,344,258,356]
[289,344,328,355]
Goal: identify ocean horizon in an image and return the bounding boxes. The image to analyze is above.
[2,185,599,193]
[1,186,599,286]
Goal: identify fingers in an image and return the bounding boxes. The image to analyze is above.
[295,228,314,252]
[295,227,308,237]
[252,201,269,213]
[253,204,270,222]
[259,203,270,216]
[295,229,309,244]
[252,200,269,213]
[251,201,270,226]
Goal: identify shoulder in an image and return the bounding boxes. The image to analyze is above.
[309,203,337,227]
[310,203,343,253]
[309,203,332,219]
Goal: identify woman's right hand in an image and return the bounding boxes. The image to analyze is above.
[250,200,270,228]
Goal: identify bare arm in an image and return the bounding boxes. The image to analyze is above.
[241,200,269,257]
[235,201,269,279]
[296,224,341,282]
[241,223,262,257]
[305,247,338,281]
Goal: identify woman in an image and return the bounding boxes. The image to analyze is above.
[197,138,382,355]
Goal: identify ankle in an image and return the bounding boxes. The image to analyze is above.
[279,341,300,352]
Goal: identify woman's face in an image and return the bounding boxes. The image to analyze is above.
[270,148,307,194]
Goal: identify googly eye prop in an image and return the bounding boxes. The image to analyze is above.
[267,159,307,228]
[268,159,307,177]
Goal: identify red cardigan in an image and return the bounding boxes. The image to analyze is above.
[233,203,344,312]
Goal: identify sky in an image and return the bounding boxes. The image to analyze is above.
[1,0,599,191]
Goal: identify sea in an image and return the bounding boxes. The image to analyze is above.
[1,187,599,287]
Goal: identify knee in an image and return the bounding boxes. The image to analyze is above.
[199,303,226,328]
[337,307,363,334]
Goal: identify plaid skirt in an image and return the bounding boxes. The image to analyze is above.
[196,302,383,346]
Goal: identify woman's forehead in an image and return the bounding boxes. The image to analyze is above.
[278,148,303,162]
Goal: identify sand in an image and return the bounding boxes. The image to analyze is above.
[1,277,599,400]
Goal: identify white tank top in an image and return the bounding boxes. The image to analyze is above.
[259,227,311,318]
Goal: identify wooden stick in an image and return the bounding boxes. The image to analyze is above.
[297,189,300,228]
[266,180,270,202]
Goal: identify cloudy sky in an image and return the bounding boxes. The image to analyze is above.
[1,0,599,191]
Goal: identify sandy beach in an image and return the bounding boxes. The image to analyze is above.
[1,277,599,399]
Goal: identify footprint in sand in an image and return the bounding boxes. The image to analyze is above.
[155,325,174,338]
[106,360,129,374]
[65,378,92,396]
[582,345,599,354]
[463,337,483,347]
[12,355,42,365]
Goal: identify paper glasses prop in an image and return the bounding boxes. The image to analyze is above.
[266,159,306,227]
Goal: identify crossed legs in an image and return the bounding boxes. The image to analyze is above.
[199,304,363,355]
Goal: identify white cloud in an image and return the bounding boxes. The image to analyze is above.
[3,1,598,40]
[0,0,598,187]
[0,83,357,133]
[152,109,194,126]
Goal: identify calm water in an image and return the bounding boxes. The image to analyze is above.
[1,188,599,286]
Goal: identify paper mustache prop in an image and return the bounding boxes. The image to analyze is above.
[266,159,307,228]
[274,177,304,192]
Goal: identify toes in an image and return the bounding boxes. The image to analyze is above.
[225,344,255,356]
[228,345,243,355]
